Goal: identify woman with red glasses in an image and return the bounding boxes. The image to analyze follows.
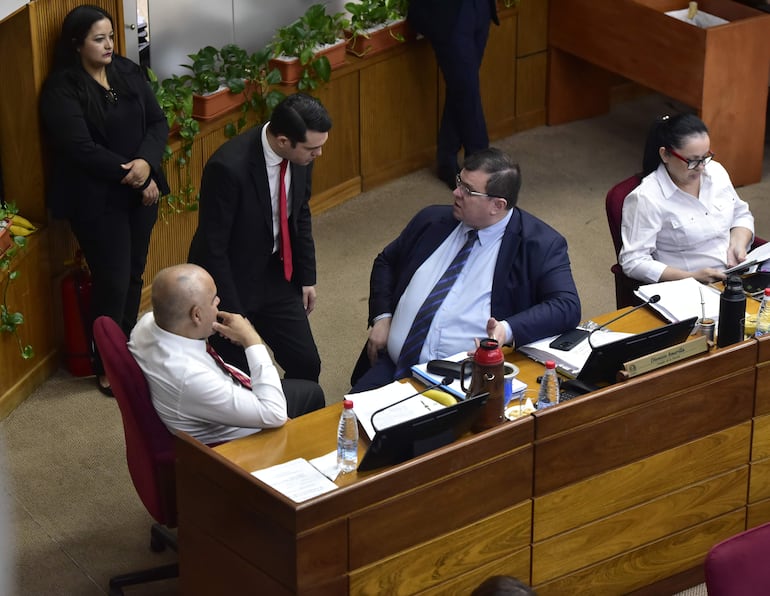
[619,112,754,284]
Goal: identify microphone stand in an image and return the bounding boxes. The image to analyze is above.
[587,294,661,349]
[370,377,453,434]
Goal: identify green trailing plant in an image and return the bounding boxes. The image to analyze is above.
[344,0,409,56]
[224,46,286,138]
[270,3,349,92]
[147,68,201,219]
[0,202,33,359]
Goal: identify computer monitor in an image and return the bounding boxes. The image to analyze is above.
[577,316,698,386]
[357,392,490,472]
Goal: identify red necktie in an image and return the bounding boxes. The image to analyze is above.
[278,159,293,282]
[206,342,252,389]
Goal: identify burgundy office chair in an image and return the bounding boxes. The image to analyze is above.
[704,521,770,595]
[605,174,643,309]
[92,316,178,596]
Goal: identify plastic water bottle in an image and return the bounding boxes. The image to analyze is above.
[755,288,770,338]
[337,399,358,473]
[537,361,560,409]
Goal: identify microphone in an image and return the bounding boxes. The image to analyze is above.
[587,294,661,349]
[370,376,454,433]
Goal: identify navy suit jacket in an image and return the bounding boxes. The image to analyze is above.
[408,0,498,41]
[368,205,581,348]
[188,125,316,315]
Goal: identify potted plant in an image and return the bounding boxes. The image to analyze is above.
[269,3,350,91]
[224,46,286,138]
[344,0,412,58]
[147,68,201,218]
[0,202,33,359]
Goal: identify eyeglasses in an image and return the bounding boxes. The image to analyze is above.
[668,148,714,170]
[455,173,496,199]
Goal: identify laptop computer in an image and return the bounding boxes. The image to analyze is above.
[357,392,490,472]
[561,316,699,396]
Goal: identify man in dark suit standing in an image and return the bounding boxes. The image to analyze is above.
[188,93,331,382]
[408,0,499,189]
[350,148,581,392]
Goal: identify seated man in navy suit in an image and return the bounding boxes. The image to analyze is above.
[351,148,581,392]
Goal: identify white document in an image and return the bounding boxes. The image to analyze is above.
[518,330,631,377]
[665,9,728,28]
[251,458,338,503]
[635,278,720,323]
[346,381,445,441]
[724,242,770,275]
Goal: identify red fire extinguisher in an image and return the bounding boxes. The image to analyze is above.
[61,253,93,377]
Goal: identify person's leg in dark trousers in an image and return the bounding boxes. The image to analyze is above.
[123,202,158,335]
[349,353,398,393]
[432,0,492,182]
[282,379,325,418]
[250,257,322,382]
[70,207,133,376]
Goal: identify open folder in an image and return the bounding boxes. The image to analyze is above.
[634,278,720,323]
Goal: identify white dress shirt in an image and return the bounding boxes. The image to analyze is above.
[261,123,292,255]
[387,210,512,364]
[128,312,287,444]
[619,161,754,283]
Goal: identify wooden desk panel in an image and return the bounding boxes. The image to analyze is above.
[534,354,755,495]
[534,510,746,596]
[533,467,748,585]
[350,501,531,594]
[534,424,751,541]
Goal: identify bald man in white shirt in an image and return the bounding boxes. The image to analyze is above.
[129,264,324,444]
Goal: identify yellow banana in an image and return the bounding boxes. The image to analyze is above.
[9,224,34,237]
[10,215,36,230]
[422,389,457,407]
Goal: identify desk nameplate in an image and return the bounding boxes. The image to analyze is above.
[620,336,708,380]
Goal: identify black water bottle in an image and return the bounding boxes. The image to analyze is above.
[717,275,746,347]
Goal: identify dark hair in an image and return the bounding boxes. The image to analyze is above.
[48,5,132,133]
[463,147,522,209]
[268,93,332,147]
[471,575,537,596]
[53,5,114,71]
[641,113,709,177]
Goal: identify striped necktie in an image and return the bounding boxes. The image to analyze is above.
[206,342,252,389]
[394,229,478,379]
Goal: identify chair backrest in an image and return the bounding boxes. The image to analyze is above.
[605,174,642,257]
[93,316,177,527]
[704,521,770,595]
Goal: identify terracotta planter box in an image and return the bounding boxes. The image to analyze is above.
[345,20,414,58]
[192,84,250,121]
[269,39,347,85]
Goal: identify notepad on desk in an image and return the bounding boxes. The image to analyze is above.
[634,277,720,323]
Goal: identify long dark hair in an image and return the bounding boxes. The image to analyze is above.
[641,113,709,177]
[50,5,132,130]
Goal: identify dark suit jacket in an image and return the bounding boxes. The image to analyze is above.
[408,0,498,41]
[187,125,316,314]
[40,55,169,221]
[368,205,581,348]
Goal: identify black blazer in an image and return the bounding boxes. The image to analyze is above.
[39,55,169,221]
[408,0,498,41]
[187,125,316,315]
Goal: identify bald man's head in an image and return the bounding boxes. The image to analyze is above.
[151,264,218,337]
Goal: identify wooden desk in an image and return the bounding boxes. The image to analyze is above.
[547,0,770,186]
[175,308,767,595]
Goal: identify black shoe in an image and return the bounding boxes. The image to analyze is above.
[96,377,114,398]
[437,165,458,190]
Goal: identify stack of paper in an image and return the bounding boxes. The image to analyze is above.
[634,278,720,323]
[519,330,631,377]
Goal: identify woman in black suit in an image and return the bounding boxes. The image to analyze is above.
[40,5,169,395]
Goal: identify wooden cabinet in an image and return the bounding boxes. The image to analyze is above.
[548,0,770,186]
